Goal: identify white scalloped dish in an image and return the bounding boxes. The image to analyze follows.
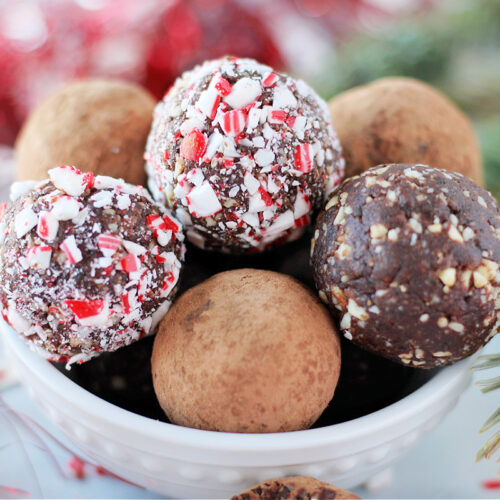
[1,319,473,499]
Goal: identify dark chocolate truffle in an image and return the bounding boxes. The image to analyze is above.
[152,269,341,433]
[145,57,344,253]
[328,77,483,184]
[311,164,500,368]
[231,476,360,500]
[0,166,185,367]
[15,79,156,186]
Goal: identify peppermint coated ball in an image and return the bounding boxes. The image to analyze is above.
[0,166,185,367]
[311,164,500,368]
[145,57,344,253]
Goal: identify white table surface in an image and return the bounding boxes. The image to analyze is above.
[0,150,499,499]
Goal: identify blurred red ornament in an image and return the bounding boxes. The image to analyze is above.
[145,0,285,98]
[0,0,285,146]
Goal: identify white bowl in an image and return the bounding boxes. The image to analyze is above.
[2,320,472,499]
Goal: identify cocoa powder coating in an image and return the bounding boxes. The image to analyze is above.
[152,269,341,433]
[15,79,156,186]
[328,77,482,184]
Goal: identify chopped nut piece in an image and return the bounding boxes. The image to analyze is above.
[473,269,488,288]
[437,317,449,328]
[449,322,465,333]
[325,196,338,211]
[428,223,442,233]
[347,299,369,321]
[340,312,351,329]
[334,206,345,225]
[462,227,475,241]
[387,228,399,241]
[370,224,388,239]
[336,242,350,259]
[438,268,456,287]
[408,218,423,233]
[386,190,397,202]
[448,225,464,243]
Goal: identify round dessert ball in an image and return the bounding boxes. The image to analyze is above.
[15,79,156,186]
[328,77,483,184]
[0,166,185,367]
[151,269,341,433]
[145,56,344,253]
[311,164,500,368]
[231,476,360,500]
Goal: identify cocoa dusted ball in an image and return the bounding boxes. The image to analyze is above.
[0,166,185,366]
[145,56,344,253]
[311,164,500,368]
[231,476,360,500]
[151,269,341,433]
[15,79,156,186]
[328,77,483,184]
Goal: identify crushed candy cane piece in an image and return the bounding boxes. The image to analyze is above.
[37,211,59,241]
[48,166,94,197]
[180,129,207,161]
[185,181,222,217]
[15,205,38,238]
[97,234,121,257]
[294,143,313,173]
[215,76,232,96]
[26,246,52,269]
[262,72,279,87]
[60,235,83,264]
[197,89,220,120]
[65,299,109,327]
[221,109,247,137]
[120,253,141,273]
[51,196,81,220]
[224,77,261,109]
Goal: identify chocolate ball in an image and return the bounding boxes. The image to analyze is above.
[311,164,500,368]
[328,77,483,184]
[15,79,155,186]
[151,269,341,432]
[145,56,344,253]
[231,476,360,500]
[0,166,185,366]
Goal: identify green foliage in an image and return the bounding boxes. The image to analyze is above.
[474,355,500,472]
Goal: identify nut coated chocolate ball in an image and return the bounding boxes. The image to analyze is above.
[0,166,185,367]
[312,164,500,368]
[151,269,341,433]
[145,57,344,253]
[231,476,360,500]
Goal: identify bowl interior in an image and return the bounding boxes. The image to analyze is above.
[58,335,438,427]
[55,232,439,427]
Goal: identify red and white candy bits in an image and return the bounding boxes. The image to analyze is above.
[0,166,185,367]
[145,56,344,253]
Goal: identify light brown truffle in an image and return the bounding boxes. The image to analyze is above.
[230,476,360,500]
[328,77,482,184]
[151,269,341,433]
[15,79,156,186]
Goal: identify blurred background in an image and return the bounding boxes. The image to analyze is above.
[0,0,499,197]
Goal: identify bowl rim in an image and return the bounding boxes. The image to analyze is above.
[1,319,473,452]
